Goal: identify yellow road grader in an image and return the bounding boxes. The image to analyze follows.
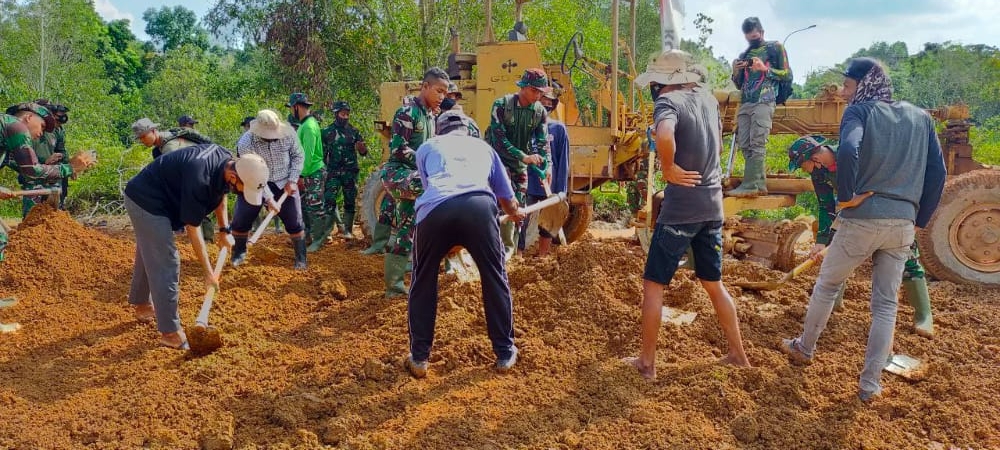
[361,0,999,287]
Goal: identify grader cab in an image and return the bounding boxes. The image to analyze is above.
[362,0,999,287]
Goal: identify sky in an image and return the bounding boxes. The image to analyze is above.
[96,0,1000,79]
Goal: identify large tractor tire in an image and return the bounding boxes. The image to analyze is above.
[562,194,594,243]
[359,173,387,240]
[916,169,1000,287]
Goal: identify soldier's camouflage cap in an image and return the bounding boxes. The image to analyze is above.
[787,135,829,171]
[516,68,553,93]
[285,92,314,107]
[6,102,57,132]
[332,101,351,112]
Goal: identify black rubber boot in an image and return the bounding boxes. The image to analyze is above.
[293,236,307,270]
[230,235,249,267]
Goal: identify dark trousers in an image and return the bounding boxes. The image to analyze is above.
[409,192,515,361]
[232,182,304,235]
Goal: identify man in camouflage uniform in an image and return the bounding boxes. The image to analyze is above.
[381,67,449,298]
[788,135,934,338]
[485,68,551,261]
[12,100,68,216]
[322,101,368,240]
[33,99,70,209]
[5,103,93,219]
[287,93,330,254]
[1,103,95,333]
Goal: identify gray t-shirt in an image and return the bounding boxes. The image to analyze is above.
[653,87,724,225]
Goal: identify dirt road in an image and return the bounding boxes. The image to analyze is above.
[1,208,997,449]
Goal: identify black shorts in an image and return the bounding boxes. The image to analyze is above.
[643,221,724,284]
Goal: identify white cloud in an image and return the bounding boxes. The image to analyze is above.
[92,0,135,23]
[688,0,1000,80]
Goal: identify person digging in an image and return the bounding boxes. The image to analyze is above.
[788,134,934,338]
[124,145,269,350]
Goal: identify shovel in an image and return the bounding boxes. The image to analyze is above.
[188,246,228,356]
[636,128,657,253]
[448,193,570,283]
[248,192,289,244]
[733,247,828,291]
[884,354,926,381]
[539,182,569,244]
[1,186,61,207]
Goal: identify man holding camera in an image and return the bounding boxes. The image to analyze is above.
[727,17,791,198]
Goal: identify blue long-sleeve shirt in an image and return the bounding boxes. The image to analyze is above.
[836,101,947,228]
[527,120,570,197]
[414,134,515,224]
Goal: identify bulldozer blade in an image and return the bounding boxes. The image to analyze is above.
[187,325,223,357]
[884,354,926,381]
[661,306,697,326]
[447,248,480,283]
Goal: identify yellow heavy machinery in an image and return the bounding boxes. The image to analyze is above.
[362,0,999,286]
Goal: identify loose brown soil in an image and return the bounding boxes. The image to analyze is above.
[1,208,998,449]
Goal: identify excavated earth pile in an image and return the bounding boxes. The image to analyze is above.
[0,208,998,449]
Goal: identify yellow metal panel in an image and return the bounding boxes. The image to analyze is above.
[474,41,545,128]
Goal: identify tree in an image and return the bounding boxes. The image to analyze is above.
[98,19,154,94]
[143,6,209,52]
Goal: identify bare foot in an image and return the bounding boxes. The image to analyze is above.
[133,303,155,323]
[623,356,656,381]
[718,354,752,367]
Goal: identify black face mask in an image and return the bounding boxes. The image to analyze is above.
[56,114,68,124]
[335,117,348,127]
[748,38,764,48]
[440,98,457,111]
[650,84,664,100]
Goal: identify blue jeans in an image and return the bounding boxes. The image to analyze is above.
[792,218,914,394]
[643,221,723,284]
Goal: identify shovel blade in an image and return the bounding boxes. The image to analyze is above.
[661,306,697,326]
[636,226,653,253]
[447,249,480,283]
[884,354,926,380]
[187,325,224,357]
[537,198,570,236]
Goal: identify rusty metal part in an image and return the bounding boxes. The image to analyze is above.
[734,247,826,291]
[948,202,1000,273]
[724,217,810,271]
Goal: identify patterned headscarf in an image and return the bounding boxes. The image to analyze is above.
[849,62,893,105]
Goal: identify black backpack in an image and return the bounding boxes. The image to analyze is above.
[740,41,793,105]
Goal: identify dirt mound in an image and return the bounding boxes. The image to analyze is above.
[0,211,998,449]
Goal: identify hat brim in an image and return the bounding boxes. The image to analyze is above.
[634,71,702,87]
[516,80,553,93]
[249,120,294,140]
[286,101,314,107]
[242,186,264,206]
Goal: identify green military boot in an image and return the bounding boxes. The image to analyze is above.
[292,236,308,270]
[384,253,409,298]
[727,155,768,198]
[903,278,934,338]
[341,212,355,239]
[307,215,335,253]
[329,208,343,236]
[361,222,391,255]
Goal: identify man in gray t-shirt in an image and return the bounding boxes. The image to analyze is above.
[625,50,750,381]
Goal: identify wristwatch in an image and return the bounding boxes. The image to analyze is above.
[218,226,231,234]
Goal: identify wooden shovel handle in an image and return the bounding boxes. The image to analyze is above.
[248,192,289,244]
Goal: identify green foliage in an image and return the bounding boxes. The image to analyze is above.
[591,187,630,223]
[143,6,209,52]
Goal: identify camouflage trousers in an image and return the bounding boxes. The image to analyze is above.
[301,169,328,233]
[904,241,926,280]
[505,166,528,204]
[377,195,395,227]
[381,161,422,256]
[324,170,359,215]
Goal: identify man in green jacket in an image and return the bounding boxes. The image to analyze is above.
[288,92,329,255]
[788,134,934,338]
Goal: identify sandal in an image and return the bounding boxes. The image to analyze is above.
[132,303,155,324]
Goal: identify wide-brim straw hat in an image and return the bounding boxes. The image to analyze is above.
[634,49,707,87]
[249,109,294,140]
